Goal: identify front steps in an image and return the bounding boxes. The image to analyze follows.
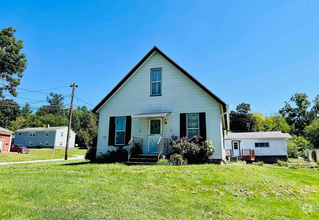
[126,154,159,165]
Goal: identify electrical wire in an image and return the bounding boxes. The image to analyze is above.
[75,96,94,107]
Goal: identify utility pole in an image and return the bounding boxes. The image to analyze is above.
[65,83,78,160]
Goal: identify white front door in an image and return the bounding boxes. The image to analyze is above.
[148,118,162,153]
[0,140,3,152]
[232,141,240,157]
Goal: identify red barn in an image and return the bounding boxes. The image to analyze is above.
[0,127,13,152]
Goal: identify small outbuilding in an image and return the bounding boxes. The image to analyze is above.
[0,127,13,152]
[225,131,292,163]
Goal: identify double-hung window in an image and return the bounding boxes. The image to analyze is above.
[29,141,33,146]
[115,117,126,145]
[151,68,162,96]
[187,114,200,139]
[45,131,49,137]
[29,132,36,137]
[45,141,49,146]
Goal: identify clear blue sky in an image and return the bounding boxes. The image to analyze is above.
[1,0,319,115]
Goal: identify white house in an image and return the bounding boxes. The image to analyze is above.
[93,46,229,163]
[14,126,76,148]
[225,131,292,163]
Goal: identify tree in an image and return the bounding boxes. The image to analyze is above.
[279,93,311,136]
[0,99,20,128]
[264,115,290,133]
[252,113,265,132]
[0,26,27,99]
[36,93,65,116]
[230,103,257,132]
[305,119,319,149]
[21,102,32,117]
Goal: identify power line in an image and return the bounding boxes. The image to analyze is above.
[17,86,70,95]
[75,96,94,107]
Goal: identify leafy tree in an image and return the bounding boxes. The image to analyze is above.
[0,26,27,99]
[305,119,319,149]
[21,102,32,117]
[279,93,311,136]
[310,95,319,120]
[230,103,257,132]
[0,99,20,128]
[36,93,65,116]
[264,115,290,133]
[252,113,265,132]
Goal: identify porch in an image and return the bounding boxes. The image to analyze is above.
[226,149,255,162]
[127,136,169,165]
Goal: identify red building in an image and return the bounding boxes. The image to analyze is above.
[0,127,13,152]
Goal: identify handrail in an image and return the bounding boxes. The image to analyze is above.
[157,136,163,160]
[128,137,134,161]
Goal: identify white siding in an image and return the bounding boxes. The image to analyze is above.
[225,139,288,156]
[54,128,76,148]
[96,52,225,160]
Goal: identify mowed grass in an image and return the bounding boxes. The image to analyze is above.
[0,148,87,162]
[0,162,318,219]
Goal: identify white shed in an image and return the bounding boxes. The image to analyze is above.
[225,131,292,163]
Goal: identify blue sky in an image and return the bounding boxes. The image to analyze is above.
[1,0,319,115]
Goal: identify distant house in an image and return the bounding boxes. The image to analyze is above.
[14,125,76,148]
[0,127,13,152]
[225,131,292,163]
[93,46,229,164]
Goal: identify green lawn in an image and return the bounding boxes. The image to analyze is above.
[0,148,87,162]
[0,161,318,219]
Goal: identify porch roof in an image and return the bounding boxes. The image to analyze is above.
[131,112,171,118]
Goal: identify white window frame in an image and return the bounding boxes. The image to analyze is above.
[45,141,49,146]
[115,117,126,145]
[29,132,36,137]
[60,142,63,146]
[150,68,162,96]
[61,132,64,137]
[40,141,44,145]
[45,131,49,137]
[29,141,33,146]
[186,113,200,139]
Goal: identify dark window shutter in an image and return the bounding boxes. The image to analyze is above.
[199,112,207,140]
[125,116,132,145]
[180,113,186,138]
[108,117,115,145]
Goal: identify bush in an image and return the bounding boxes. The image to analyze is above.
[277,160,289,167]
[157,159,170,165]
[85,147,97,162]
[131,142,142,155]
[96,148,128,163]
[287,143,299,158]
[254,161,264,166]
[290,162,303,169]
[169,135,215,164]
[169,154,187,165]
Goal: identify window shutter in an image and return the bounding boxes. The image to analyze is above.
[180,113,186,138]
[108,117,115,145]
[199,112,207,140]
[125,116,132,145]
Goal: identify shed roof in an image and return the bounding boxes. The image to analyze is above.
[16,126,75,133]
[0,127,13,134]
[225,131,293,140]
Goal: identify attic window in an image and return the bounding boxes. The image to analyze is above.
[150,68,162,96]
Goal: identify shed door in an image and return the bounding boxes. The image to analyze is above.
[232,141,240,157]
[0,140,3,152]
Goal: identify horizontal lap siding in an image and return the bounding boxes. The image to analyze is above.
[0,134,11,152]
[225,139,287,156]
[96,52,224,159]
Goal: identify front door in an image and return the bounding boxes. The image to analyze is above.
[148,118,162,153]
[232,141,240,157]
[0,140,3,152]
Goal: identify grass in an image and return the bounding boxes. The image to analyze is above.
[0,161,318,219]
[0,148,87,162]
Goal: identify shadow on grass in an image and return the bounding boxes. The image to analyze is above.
[62,162,91,166]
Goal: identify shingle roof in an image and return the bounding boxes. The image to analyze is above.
[225,131,293,140]
[0,127,13,134]
[16,126,75,133]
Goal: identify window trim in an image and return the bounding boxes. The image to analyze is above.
[18,132,21,136]
[45,131,49,137]
[255,142,270,147]
[150,68,162,96]
[60,142,63,146]
[29,132,36,137]
[186,113,200,139]
[29,141,33,146]
[45,141,49,146]
[115,117,126,146]
[149,118,162,136]
[61,132,64,137]
[40,141,44,145]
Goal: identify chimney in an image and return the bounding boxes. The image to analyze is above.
[46,124,50,128]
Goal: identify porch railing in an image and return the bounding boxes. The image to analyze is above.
[157,137,168,160]
[226,149,232,157]
[128,137,143,161]
[241,149,255,161]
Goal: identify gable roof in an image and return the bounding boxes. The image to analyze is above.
[16,126,75,134]
[225,131,293,140]
[0,127,13,134]
[93,46,227,113]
